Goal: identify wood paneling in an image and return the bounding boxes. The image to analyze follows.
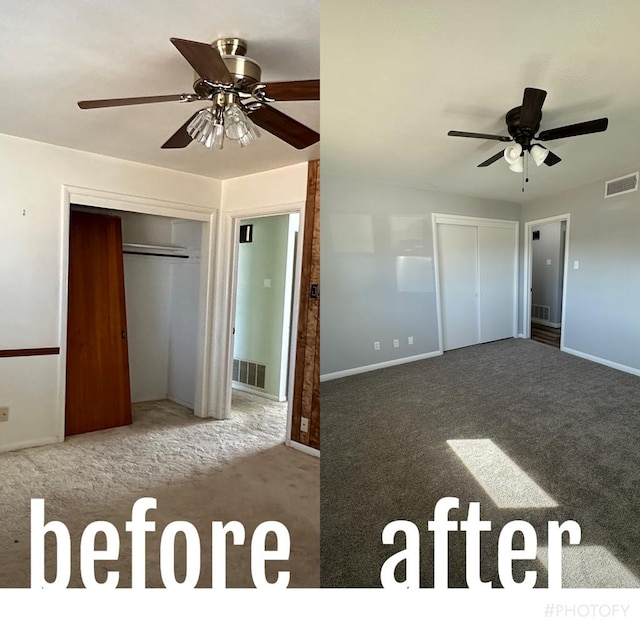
[290,160,320,449]
[65,210,132,435]
[0,348,59,358]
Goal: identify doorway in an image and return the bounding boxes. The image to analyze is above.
[523,214,570,350]
[231,213,299,408]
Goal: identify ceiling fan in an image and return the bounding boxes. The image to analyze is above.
[448,87,608,175]
[78,37,319,151]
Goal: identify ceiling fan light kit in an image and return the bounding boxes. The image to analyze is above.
[504,143,522,164]
[508,156,524,173]
[448,87,609,190]
[530,144,549,167]
[78,37,319,152]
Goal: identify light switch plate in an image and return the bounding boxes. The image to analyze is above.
[300,417,309,433]
[574,261,579,269]
[0,407,9,422]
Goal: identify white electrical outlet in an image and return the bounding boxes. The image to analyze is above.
[546,259,552,265]
[374,341,381,351]
[408,336,414,345]
[0,407,9,422]
[300,417,309,433]
[393,339,399,348]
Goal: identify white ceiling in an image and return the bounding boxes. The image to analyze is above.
[0,0,319,180]
[322,0,640,203]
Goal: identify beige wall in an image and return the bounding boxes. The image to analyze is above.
[0,132,221,452]
[221,163,308,212]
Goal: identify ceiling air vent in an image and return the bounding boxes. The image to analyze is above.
[604,172,639,198]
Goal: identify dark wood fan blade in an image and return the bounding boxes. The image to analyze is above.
[478,149,506,167]
[448,130,511,142]
[543,150,562,166]
[161,112,199,149]
[170,38,232,84]
[78,94,186,109]
[248,105,319,149]
[258,80,320,101]
[537,118,608,141]
[520,87,547,131]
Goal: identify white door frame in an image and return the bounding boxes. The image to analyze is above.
[58,185,217,439]
[209,201,306,445]
[432,213,519,352]
[522,213,571,349]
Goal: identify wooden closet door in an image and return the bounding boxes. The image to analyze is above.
[65,210,132,435]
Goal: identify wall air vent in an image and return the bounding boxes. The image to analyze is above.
[604,172,638,198]
[232,358,266,389]
[532,304,550,322]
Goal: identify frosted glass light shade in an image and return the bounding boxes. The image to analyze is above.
[508,156,524,173]
[530,144,549,166]
[504,143,523,164]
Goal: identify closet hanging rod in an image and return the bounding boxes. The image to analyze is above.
[123,250,189,259]
[122,242,187,253]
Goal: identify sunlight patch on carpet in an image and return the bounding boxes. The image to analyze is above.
[538,545,640,588]
[447,438,558,508]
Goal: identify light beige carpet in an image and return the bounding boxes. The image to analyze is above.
[0,391,319,588]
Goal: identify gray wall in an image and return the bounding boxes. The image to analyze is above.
[531,220,564,326]
[321,173,520,375]
[521,177,640,372]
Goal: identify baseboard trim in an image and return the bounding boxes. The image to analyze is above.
[0,435,62,454]
[517,333,526,339]
[231,382,281,402]
[286,439,320,458]
[562,347,640,378]
[166,395,195,410]
[532,319,562,329]
[320,350,443,382]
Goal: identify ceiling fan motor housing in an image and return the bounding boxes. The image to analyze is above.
[506,106,541,150]
[192,37,262,96]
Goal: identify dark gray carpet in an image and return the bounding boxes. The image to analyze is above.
[320,338,640,587]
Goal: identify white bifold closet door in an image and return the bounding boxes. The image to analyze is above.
[438,224,479,350]
[437,218,516,351]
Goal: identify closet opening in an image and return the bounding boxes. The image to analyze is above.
[432,214,519,353]
[65,204,206,435]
